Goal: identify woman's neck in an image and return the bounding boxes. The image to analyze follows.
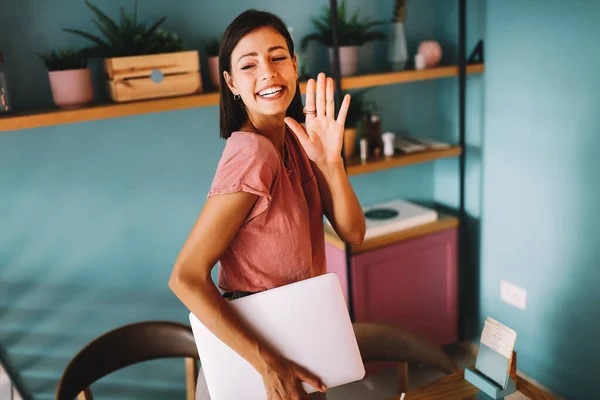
[243,113,287,155]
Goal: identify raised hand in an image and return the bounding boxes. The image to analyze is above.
[284,72,351,169]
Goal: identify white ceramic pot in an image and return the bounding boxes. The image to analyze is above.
[328,46,359,77]
[48,68,94,108]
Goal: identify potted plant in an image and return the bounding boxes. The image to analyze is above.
[63,0,202,102]
[301,0,387,76]
[37,48,94,108]
[204,37,220,90]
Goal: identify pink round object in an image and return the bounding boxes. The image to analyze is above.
[418,41,442,67]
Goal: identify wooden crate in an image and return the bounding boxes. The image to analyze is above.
[104,50,202,102]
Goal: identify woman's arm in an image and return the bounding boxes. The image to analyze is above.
[169,192,326,398]
[313,160,365,245]
[285,72,366,246]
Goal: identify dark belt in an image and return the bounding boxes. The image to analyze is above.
[222,291,255,300]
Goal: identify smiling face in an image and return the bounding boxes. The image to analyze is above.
[224,26,298,121]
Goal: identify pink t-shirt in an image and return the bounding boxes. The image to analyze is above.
[208,130,326,293]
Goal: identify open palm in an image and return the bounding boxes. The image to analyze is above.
[285,73,351,168]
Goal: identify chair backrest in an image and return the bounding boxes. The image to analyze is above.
[55,321,199,400]
[353,322,457,374]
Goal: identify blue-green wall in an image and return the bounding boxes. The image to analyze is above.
[480,1,599,398]
[0,0,483,399]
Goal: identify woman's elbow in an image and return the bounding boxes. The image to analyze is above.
[168,264,197,295]
[169,262,212,293]
[168,266,186,294]
[346,225,366,246]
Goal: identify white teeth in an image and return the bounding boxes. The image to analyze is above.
[259,86,283,97]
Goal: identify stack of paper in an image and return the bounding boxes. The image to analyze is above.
[476,317,518,389]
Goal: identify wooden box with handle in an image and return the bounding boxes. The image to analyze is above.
[104,50,202,102]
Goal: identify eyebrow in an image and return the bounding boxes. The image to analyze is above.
[237,46,287,63]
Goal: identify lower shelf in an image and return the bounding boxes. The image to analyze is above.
[324,214,459,254]
[346,147,462,176]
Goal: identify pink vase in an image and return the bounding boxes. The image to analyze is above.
[328,46,358,77]
[48,68,94,108]
[208,56,220,90]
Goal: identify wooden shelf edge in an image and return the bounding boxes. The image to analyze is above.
[0,92,221,132]
[324,214,460,254]
[342,63,484,91]
[346,146,462,176]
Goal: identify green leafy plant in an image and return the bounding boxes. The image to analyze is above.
[204,37,220,57]
[301,0,387,51]
[63,0,183,58]
[37,49,88,71]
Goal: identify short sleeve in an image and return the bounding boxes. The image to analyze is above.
[208,133,279,222]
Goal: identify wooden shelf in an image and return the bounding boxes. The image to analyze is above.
[0,64,484,132]
[346,146,462,176]
[341,63,484,90]
[0,92,221,132]
[324,214,459,254]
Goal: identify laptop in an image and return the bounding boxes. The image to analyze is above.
[189,273,365,400]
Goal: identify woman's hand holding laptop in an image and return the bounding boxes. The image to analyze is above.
[260,354,328,399]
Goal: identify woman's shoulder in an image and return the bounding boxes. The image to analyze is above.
[221,131,280,170]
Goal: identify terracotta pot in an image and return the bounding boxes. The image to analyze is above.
[344,127,358,158]
[48,68,94,108]
[208,56,220,90]
[328,46,359,77]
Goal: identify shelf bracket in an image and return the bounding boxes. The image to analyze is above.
[468,40,485,64]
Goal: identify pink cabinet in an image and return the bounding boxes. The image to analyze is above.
[326,228,458,347]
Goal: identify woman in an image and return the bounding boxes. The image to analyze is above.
[169,9,366,400]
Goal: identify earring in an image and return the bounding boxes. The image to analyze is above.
[234,94,241,101]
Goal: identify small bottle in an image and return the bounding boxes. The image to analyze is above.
[360,138,368,162]
[0,52,13,113]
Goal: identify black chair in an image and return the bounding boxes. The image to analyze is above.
[55,321,199,400]
[353,322,458,394]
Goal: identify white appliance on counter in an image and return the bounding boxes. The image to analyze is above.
[358,199,438,240]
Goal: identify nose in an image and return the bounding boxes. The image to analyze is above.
[258,59,277,80]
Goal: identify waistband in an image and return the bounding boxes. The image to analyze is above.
[222,291,255,300]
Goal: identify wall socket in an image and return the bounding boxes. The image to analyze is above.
[500,280,527,310]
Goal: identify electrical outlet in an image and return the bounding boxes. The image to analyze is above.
[500,280,527,310]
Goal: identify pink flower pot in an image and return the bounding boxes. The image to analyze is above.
[48,68,94,108]
[328,46,359,77]
[208,56,220,90]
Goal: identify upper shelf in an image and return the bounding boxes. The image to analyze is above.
[0,64,484,132]
[342,63,484,90]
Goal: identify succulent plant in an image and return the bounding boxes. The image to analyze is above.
[63,0,183,58]
[37,49,88,71]
[301,0,387,51]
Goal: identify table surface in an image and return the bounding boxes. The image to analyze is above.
[386,370,557,400]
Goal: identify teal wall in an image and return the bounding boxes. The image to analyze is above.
[0,0,483,399]
[480,1,600,398]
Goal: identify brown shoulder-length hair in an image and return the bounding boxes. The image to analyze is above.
[218,9,304,139]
